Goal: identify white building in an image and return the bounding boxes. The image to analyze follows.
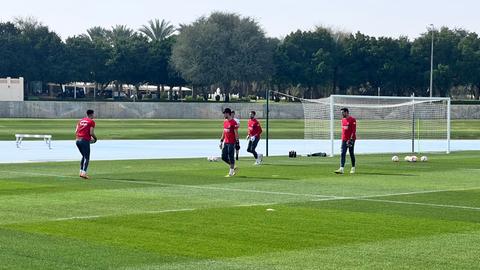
[0,77,24,101]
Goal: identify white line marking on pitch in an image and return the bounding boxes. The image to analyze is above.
[53,208,196,221]
[54,215,101,221]
[2,170,480,212]
[357,198,480,211]
[0,170,336,198]
[235,202,278,207]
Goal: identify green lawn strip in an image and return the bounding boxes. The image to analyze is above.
[5,203,479,260]
[372,189,480,209]
[0,119,478,140]
[1,153,479,226]
[0,227,188,270]
[303,194,480,224]
[1,152,480,268]
[146,230,480,270]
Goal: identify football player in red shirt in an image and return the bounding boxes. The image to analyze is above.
[335,108,356,174]
[219,108,239,177]
[75,109,97,179]
[246,111,263,165]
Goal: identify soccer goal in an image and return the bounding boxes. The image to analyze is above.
[301,95,451,156]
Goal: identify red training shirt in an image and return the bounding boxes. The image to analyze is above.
[247,118,262,138]
[341,116,356,141]
[223,119,238,144]
[76,117,96,141]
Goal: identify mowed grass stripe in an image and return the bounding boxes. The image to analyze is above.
[2,167,480,210]
[1,152,480,269]
[1,152,479,226]
[148,231,480,270]
[5,203,480,260]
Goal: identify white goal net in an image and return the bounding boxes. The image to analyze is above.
[302,95,451,156]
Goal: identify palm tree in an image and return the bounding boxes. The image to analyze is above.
[108,25,134,42]
[139,19,175,42]
[13,16,42,32]
[86,26,109,42]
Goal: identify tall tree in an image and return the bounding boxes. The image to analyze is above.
[145,36,178,100]
[108,25,134,42]
[84,27,114,94]
[457,32,480,99]
[139,19,175,42]
[86,26,110,42]
[370,36,416,96]
[275,28,337,98]
[14,17,66,96]
[412,27,467,97]
[171,12,274,101]
[0,22,25,78]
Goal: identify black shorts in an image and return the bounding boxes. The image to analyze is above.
[222,143,235,164]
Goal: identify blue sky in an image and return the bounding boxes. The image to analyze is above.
[1,0,478,39]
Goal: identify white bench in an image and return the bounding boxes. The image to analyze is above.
[15,134,52,149]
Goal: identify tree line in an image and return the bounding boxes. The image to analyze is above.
[1,13,479,101]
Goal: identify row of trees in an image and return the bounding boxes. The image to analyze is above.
[1,13,479,100]
[276,27,480,99]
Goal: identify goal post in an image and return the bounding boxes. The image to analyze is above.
[301,95,451,156]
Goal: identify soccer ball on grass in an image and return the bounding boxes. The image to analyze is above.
[207,156,218,162]
[392,156,399,162]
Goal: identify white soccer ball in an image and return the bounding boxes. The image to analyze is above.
[411,156,418,162]
[207,156,213,162]
[404,156,411,162]
[392,156,399,162]
[421,156,428,162]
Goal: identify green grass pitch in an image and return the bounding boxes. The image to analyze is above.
[1,152,479,269]
[1,119,479,140]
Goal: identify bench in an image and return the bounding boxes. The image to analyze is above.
[15,134,52,149]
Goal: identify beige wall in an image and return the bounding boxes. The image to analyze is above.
[0,101,478,119]
[0,77,24,101]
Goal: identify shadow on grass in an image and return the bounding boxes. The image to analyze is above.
[231,175,293,181]
[95,174,292,186]
[355,172,418,177]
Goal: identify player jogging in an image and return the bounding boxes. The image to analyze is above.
[220,108,239,177]
[232,110,241,160]
[246,111,263,165]
[75,109,97,179]
[335,108,356,174]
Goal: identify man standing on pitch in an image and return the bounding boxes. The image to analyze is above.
[335,108,356,174]
[247,111,263,165]
[220,108,239,177]
[75,109,97,179]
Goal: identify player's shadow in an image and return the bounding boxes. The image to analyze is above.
[356,172,418,177]
[260,163,317,168]
[234,175,292,181]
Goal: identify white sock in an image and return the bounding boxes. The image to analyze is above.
[229,168,234,174]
